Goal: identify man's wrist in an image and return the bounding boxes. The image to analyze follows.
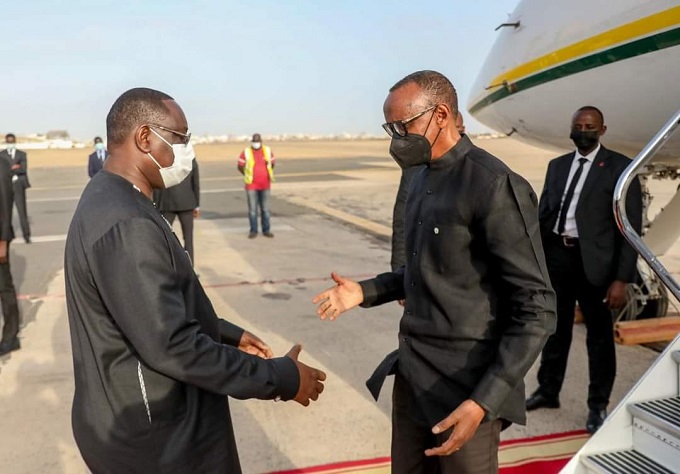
[467,398,489,417]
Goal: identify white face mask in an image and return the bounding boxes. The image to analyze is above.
[147,129,194,188]
[251,142,262,150]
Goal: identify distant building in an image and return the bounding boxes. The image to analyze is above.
[46,130,70,140]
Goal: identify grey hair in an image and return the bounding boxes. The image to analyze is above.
[389,70,458,116]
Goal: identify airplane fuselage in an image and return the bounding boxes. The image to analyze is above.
[468,0,680,165]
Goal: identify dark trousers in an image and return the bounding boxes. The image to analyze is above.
[13,179,30,240]
[162,211,195,266]
[537,235,616,410]
[0,246,20,343]
[391,374,502,474]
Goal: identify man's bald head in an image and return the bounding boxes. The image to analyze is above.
[106,88,174,146]
[573,105,604,127]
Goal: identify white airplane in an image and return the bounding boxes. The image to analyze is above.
[469,0,680,163]
[469,1,680,472]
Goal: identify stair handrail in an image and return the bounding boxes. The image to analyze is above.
[614,108,680,301]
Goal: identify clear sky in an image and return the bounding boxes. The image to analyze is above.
[2,0,519,140]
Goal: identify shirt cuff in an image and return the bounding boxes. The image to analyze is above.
[271,356,300,401]
[470,373,513,420]
[218,319,245,347]
[358,279,377,308]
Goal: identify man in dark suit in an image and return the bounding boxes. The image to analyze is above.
[0,145,20,356]
[526,106,643,434]
[313,71,556,473]
[0,134,31,243]
[153,157,200,265]
[64,88,325,472]
[87,136,109,178]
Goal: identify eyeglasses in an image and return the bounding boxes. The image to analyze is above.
[382,105,436,137]
[148,124,192,145]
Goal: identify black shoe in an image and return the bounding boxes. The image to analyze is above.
[0,337,20,356]
[24,236,31,244]
[263,232,274,238]
[586,408,607,434]
[526,391,560,411]
[248,232,257,239]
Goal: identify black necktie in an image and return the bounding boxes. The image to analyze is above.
[557,158,588,234]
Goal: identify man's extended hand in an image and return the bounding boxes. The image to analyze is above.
[193,208,200,218]
[312,272,363,320]
[425,400,486,457]
[238,331,273,359]
[286,344,326,406]
[605,280,628,310]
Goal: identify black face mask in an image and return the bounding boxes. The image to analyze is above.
[570,130,599,150]
[389,134,433,169]
[389,110,441,169]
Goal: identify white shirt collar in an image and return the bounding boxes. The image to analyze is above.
[575,143,601,163]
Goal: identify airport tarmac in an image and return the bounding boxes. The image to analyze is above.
[0,138,670,473]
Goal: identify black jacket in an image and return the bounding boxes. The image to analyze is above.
[0,157,14,242]
[88,150,109,178]
[361,136,556,427]
[538,146,642,287]
[153,159,200,212]
[64,171,299,473]
[391,166,421,271]
[0,149,30,188]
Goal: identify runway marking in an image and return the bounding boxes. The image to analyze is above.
[28,196,81,203]
[15,273,374,302]
[202,180,394,195]
[200,167,394,182]
[200,222,295,234]
[283,196,392,238]
[28,167,394,191]
[13,234,67,244]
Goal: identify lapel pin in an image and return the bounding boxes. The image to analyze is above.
[599,161,604,167]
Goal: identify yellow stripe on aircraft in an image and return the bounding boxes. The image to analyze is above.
[489,5,680,88]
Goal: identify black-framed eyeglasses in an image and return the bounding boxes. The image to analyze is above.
[382,105,436,137]
[148,124,192,145]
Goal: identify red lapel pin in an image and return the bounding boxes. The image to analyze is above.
[599,161,604,167]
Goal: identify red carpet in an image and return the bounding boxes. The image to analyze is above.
[269,430,589,474]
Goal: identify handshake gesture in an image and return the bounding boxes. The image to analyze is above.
[285,344,326,406]
[238,331,325,406]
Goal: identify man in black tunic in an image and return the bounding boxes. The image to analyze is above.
[65,88,326,474]
[313,71,556,474]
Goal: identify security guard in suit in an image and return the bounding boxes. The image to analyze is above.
[0,134,30,243]
[88,136,109,178]
[526,106,643,434]
[0,144,20,356]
